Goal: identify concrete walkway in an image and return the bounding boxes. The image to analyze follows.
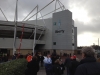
[37,67,67,75]
[37,67,46,75]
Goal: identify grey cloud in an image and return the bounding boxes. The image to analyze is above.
[0,0,16,21]
[67,0,100,37]
[75,19,100,35]
[18,0,69,20]
[0,0,69,21]
[0,0,100,36]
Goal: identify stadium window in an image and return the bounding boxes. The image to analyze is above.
[53,42,56,45]
[72,29,73,33]
[54,22,56,25]
[72,43,74,46]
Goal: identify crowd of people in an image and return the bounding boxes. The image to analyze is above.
[0,53,8,62]
[1,47,100,75]
[0,52,24,63]
[25,47,100,75]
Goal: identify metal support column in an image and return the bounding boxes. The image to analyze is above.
[55,0,57,13]
[37,11,46,40]
[25,0,55,21]
[98,38,99,47]
[58,0,63,10]
[22,5,38,21]
[0,8,8,21]
[98,38,99,53]
[29,29,35,39]
[32,5,38,56]
[58,0,66,10]
[13,0,18,55]
[37,6,64,19]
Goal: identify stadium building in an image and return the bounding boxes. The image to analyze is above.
[0,10,77,56]
[0,1,77,56]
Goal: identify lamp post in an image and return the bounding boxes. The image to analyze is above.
[98,38,99,53]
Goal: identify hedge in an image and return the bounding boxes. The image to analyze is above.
[0,58,27,75]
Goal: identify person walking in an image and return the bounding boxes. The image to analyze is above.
[69,56,79,75]
[38,53,44,67]
[51,55,58,65]
[64,54,71,75]
[75,47,100,75]
[25,56,39,75]
[59,60,65,75]
[43,54,52,75]
[52,59,62,75]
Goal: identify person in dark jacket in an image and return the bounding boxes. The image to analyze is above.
[2,54,8,62]
[75,47,100,75]
[97,57,100,62]
[51,55,58,65]
[25,56,39,75]
[69,56,79,75]
[64,54,71,75]
[12,55,16,60]
[59,60,65,75]
[38,53,44,67]
[53,59,62,75]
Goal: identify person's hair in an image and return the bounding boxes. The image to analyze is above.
[32,56,37,61]
[97,58,100,62]
[55,59,59,64]
[47,54,51,57]
[82,47,95,57]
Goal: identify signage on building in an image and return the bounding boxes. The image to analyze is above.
[55,20,64,33]
[55,30,64,33]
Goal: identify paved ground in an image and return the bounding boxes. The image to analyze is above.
[37,67,46,75]
[37,66,67,75]
[37,55,82,75]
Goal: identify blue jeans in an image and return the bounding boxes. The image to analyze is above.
[45,64,52,75]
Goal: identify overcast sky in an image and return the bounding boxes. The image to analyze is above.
[0,0,100,46]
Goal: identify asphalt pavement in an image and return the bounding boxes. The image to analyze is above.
[37,66,67,75]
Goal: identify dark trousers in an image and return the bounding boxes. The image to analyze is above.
[25,69,37,75]
[40,61,43,67]
[67,67,70,75]
[45,64,52,75]
[46,70,52,75]
[25,72,37,75]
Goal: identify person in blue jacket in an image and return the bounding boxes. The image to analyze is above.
[43,54,52,75]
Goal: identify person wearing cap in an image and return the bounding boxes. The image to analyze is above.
[75,47,100,75]
[69,56,79,75]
